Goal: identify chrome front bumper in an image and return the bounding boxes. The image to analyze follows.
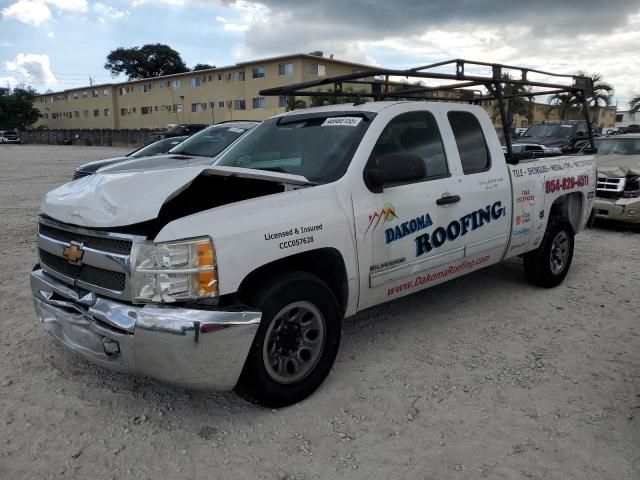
[30,268,261,390]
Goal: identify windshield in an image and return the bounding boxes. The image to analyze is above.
[523,124,575,138]
[169,125,251,157]
[131,137,185,158]
[214,114,372,183]
[596,138,640,156]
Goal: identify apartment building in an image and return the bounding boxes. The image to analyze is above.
[35,53,375,130]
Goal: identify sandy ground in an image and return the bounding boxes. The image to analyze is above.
[0,145,638,480]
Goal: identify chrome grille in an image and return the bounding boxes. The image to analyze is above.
[39,223,132,255]
[37,217,143,301]
[39,250,126,291]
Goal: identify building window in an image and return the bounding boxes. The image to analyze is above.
[279,96,287,108]
[234,99,246,110]
[141,106,152,115]
[119,87,127,96]
[191,102,205,113]
[43,113,48,119]
[252,66,265,79]
[191,77,201,87]
[171,80,181,89]
[172,104,182,113]
[103,89,109,96]
[218,101,225,108]
[154,106,158,111]
[252,97,265,109]
[82,91,88,99]
[310,64,326,76]
[616,114,623,122]
[120,108,128,116]
[92,90,99,98]
[93,109,100,117]
[73,111,79,118]
[83,110,89,117]
[278,63,293,76]
[104,108,111,116]
[73,92,78,99]
[209,101,215,109]
[233,71,245,81]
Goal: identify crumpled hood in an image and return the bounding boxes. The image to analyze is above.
[41,165,312,228]
[42,166,209,228]
[596,154,640,177]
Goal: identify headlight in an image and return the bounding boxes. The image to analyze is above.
[131,237,217,303]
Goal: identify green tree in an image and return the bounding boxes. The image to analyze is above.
[629,94,640,114]
[488,73,533,129]
[577,71,614,107]
[547,92,579,120]
[104,44,189,80]
[192,63,215,71]
[0,85,40,129]
[285,96,307,111]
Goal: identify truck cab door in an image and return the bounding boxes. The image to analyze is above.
[353,110,467,310]
[352,107,511,311]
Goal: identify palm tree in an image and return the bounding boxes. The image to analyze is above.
[488,73,534,129]
[576,71,614,107]
[628,94,640,114]
[285,96,307,111]
[547,92,579,120]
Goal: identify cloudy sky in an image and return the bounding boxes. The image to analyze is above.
[1,0,640,106]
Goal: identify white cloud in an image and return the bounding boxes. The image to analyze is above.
[0,76,20,88]
[93,2,129,23]
[5,53,57,86]
[47,31,54,37]
[1,0,87,26]
[1,0,52,26]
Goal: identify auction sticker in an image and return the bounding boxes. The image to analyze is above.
[322,117,362,127]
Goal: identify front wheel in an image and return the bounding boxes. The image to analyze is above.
[236,272,342,408]
[523,216,575,288]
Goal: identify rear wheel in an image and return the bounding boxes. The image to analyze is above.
[523,216,574,288]
[236,272,342,408]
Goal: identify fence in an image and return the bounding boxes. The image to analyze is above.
[19,129,160,148]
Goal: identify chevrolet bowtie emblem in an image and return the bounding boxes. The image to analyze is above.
[62,241,84,265]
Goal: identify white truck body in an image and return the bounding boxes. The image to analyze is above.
[32,101,596,405]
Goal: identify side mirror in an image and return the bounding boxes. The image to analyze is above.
[366,153,426,192]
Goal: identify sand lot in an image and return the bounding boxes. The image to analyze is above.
[0,145,638,479]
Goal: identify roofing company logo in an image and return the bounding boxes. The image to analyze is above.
[365,203,398,234]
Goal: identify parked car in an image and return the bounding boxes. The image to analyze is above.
[518,120,598,153]
[72,136,188,180]
[148,123,209,143]
[0,130,20,144]
[593,134,640,225]
[503,142,562,159]
[31,100,595,407]
[95,121,259,174]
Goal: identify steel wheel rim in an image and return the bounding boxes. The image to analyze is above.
[550,231,569,275]
[262,301,326,384]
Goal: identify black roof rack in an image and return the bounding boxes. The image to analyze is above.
[259,59,596,164]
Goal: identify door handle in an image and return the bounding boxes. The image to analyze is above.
[436,194,461,206]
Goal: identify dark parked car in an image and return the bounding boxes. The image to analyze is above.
[95,121,259,175]
[73,136,188,180]
[148,123,209,143]
[517,120,599,153]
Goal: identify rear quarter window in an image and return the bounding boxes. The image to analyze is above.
[448,111,491,174]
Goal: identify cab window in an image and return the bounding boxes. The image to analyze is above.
[368,111,449,182]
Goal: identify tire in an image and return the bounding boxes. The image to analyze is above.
[523,216,574,288]
[236,272,342,408]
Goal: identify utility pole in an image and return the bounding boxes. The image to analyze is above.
[89,76,94,86]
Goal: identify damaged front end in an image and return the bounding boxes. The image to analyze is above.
[32,166,313,389]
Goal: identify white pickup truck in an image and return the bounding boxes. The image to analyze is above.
[31,101,596,407]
